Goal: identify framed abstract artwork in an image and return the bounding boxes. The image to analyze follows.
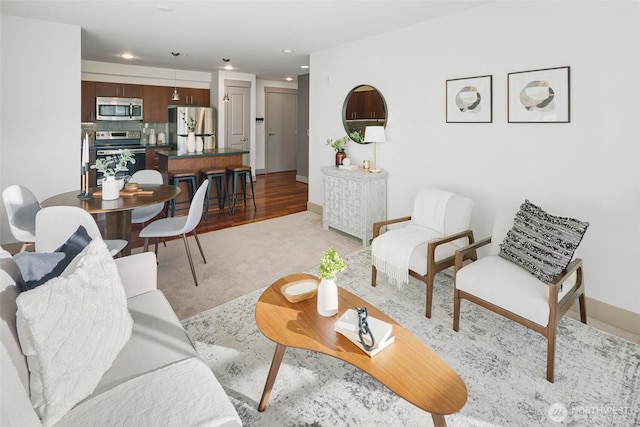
[508,66,570,123]
[446,75,492,123]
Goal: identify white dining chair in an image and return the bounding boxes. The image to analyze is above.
[2,185,41,252]
[35,206,128,257]
[129,169,165,224]
[139,180,209,286]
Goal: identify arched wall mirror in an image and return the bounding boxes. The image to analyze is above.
[342,85,387,142]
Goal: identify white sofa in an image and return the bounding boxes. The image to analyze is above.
[0,248,242,427]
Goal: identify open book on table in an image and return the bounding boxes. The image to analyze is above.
[334,308,395,357]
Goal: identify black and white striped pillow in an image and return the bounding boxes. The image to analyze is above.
[499,200,589,284]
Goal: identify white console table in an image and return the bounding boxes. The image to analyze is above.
[321,166,387,246]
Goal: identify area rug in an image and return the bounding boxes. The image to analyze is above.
[133,211,363,319]
[182,248,640,427]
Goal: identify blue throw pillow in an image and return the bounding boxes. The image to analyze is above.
[14,225,93,292]
[55,224,93,259]
[13,252,66,292]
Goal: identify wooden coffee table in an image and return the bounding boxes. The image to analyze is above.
[255,273,467,427]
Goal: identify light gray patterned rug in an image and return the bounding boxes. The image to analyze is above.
[182,248,640,427]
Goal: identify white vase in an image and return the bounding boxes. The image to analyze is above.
[196,136,204,152]
[101,176,120,200]
[187,132,196,153]
[317,279,338,317]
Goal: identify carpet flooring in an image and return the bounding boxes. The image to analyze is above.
[132,211,364,319]
[182,248,640,427]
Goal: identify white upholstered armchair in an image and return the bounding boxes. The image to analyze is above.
[371,188,474,318]
[453,202,588,382]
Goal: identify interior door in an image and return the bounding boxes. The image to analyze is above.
[266,90,297,173]
[226,86,251,164]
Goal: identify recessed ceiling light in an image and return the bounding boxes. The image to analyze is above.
[157,5,173,12]
[282,49,294,54]
[300,65,309,69]
[224,65,234,70]
[286,77,293,81]
[121,53,134,59]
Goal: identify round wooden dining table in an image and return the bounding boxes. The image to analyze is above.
[41,184,180,256]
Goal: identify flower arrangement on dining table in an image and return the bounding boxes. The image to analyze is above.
[90,149,135,177]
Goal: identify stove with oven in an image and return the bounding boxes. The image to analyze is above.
[92,130,146,186]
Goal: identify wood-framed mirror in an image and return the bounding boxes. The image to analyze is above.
[342,85,387,142]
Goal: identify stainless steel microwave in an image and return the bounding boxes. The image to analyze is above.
[96,97,143,121]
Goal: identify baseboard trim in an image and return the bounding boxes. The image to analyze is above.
[307,201,322,215]
[569,295,640,336]
[296,174,308,184]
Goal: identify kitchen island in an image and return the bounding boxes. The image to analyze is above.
[156,147,249,213]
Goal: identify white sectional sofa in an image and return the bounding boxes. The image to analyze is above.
[1,247,242,427]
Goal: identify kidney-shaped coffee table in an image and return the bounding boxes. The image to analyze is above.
[255,273,467,427]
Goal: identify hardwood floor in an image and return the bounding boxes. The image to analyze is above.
[129,170,308,249]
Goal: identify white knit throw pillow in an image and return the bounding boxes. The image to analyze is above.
[16,237,133,427]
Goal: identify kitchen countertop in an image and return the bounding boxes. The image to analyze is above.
[143,143,173,148]
[156,147,248,159]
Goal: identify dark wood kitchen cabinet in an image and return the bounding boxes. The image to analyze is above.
[95,82,143,98]
[143,85,169,123]
[81,81,96,122]
[188,88,210,106]
[145,147,163,172]
[167,87,210,106]
[345,89,385,120]
[82,81,210,123]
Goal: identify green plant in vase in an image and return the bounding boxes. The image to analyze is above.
[327,135,351,165]
[90,149,135,177]
[326,136,349,152]
[317,246,346,316]
[318,246,347,280]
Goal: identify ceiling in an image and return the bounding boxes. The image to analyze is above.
[1,1,487,82]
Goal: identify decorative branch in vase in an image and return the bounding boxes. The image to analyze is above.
[182,111,198,152]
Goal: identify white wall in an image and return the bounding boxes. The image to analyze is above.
[0,15,81,242]
[82,60,212,89]
[309,1,640,315]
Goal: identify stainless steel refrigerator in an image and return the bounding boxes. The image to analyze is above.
[168,106,216,150]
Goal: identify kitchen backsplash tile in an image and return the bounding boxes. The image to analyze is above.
[81,122,168,145]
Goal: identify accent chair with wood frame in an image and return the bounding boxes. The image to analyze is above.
[452,208,587,383]
[371,188,475,318]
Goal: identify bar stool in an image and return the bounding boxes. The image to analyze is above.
[168,170,197,216]
[200,167,228,220]
[226,164,257,215]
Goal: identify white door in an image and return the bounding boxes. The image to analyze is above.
[266,90,297,173]
[226,85,251,164]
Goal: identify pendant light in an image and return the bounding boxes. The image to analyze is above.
[171,51,180,101]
